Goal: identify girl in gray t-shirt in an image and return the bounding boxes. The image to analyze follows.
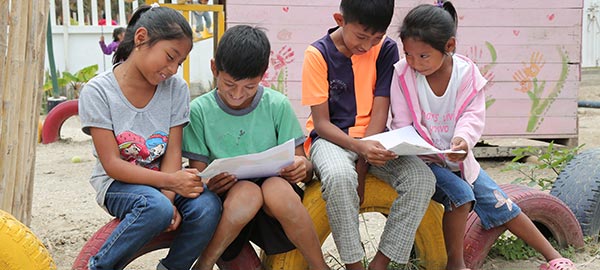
[78,4,221,270]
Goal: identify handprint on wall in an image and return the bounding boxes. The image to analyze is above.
[465,42,498,109]
[261,45,295,95]
[512,48,569,132]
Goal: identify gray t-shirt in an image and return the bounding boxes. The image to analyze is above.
[79,68,190,209]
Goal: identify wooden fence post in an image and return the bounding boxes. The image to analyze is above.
[0,0,49,225]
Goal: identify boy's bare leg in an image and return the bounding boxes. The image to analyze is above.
[262,177,330,270]
[442,203,471,270]
[367,251,390,270]
[346,261,366,270]
[193,181,263,270]
[505,213,561,261]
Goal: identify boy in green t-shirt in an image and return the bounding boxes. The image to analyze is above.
[182,25,329,270]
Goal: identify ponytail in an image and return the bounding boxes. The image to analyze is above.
[440,1,458,28]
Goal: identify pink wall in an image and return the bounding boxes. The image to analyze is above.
[226,0,583,140]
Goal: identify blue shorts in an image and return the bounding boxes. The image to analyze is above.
[429,163,521,230]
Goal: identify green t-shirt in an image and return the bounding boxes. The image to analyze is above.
[182,86,305,165]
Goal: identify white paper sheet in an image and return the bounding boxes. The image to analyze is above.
[362,126,466,155]
[197,139,295,181]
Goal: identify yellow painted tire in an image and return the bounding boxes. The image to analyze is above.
[262,175,446,270]
[37,119,43,143]
[0,209,56,270]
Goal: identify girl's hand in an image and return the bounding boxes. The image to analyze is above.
[99,35,104,42]
[447,137,468,162]
[206,172,237,196]
[169,169,204,198]
[164,205,182,232]
[356,140,397,166]
[280,156,308,183]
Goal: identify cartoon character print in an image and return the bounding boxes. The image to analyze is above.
[116,131,150,165]
[144,131,169,170]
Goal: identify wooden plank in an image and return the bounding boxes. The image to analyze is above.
[229,23,581,47]
[271,80,579,102]
[226,0,583,9]
[228,5,581,27]
[483,116,577,136]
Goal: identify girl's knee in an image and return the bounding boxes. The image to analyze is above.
[186,191,222,222]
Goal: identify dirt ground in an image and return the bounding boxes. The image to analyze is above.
[30,68,600,269]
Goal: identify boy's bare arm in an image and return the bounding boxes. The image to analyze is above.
[311,102,364,153]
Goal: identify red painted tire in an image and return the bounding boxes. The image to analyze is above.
[463,184,584,270]
[41,99,79,144]
[72,218,261,270]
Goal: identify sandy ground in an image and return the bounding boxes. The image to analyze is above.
[30,68,600,269]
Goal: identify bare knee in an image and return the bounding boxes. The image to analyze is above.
[222,181,263,225]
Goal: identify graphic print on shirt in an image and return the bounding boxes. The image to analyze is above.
[218,129,247,147]
[116,131,168,169]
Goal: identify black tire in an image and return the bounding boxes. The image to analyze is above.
[72,218,261,270]
[464,184,584,269]
[550,148,600,237]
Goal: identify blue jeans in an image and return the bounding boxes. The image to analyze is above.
[193,11,212,32]
[429,163,521,230]
[88,181,222,270]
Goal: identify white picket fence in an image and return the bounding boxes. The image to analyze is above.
[46,0,216,96]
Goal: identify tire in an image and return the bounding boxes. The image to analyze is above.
[463,184,584,270]
[72,218,261,270]
[262,174,446,270]
[550,148,600,237]
[0,209,56,270]
[41,99,79,144]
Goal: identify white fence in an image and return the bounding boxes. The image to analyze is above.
[45,0,216,97]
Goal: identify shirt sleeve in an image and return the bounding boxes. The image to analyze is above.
[79,79,114,135]
[301,45,329,106]
[99,41,111,55]
[374,38,400,97]
[274,96,306,147]
[169,76,190,128]
[182,98,210,164]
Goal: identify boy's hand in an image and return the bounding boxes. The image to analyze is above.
[207,172,237,196]
[280,156,308,183]
[447,137,468,162]
[169,169,204,198]
[164,205,182,232]
[357,140,397,166]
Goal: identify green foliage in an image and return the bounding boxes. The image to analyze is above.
[490,233,576,261]
[489,233,539,261]
[503,142,583,190]
[43,64,98,99]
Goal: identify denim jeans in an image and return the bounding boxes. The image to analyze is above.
[429,163,521,230]
[88,181,222,270]
[193,11,212,32]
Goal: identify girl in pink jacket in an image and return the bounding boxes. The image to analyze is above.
[390,2,575,270]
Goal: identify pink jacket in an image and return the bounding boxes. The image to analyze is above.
[390,54,488,184]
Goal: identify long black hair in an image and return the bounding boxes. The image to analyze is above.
[112,5,193,64]
[400,1,458,54]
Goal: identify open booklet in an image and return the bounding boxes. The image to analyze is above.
[362,126,466,156]
[197,139,295,181]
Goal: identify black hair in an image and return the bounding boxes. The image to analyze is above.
[112,27,125,42]
[214,25,270,81]
[340,0,394,34]
[113,5,193,64]
[400,1,458,54]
